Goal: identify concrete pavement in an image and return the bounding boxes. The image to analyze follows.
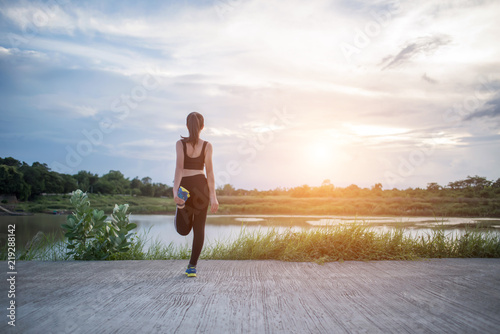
[2,259,500,333]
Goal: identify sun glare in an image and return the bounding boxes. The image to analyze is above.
[310,142,332,164]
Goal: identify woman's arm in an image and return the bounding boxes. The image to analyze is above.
[173,140,185,206]
[205,142,219,213]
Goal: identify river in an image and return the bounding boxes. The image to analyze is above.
[1,214,500,250]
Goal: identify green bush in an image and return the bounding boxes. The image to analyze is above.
[61,190,137,260]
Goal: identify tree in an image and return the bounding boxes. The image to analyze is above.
[94,179,114,194]
[290,184,311,197]
[370,183,383,197]
[447,180,466,190]
[140,183,154,197]
[61,174,78,193]
[345,184,360,197]
[88,173,99,193]
[464,175,492,189]
[321,179,332,187]
[44,171,64,193]
[448,176,492,190]
[220,184,236,196]
[426,182,441,192]
[0,165,30,200]
[100,170,130,194]
[19,162,47,195]
[131,177,142,189]
[320,179,334,195]
[152,183,172,197]
[0,157,22,168]
[73,171,99,192]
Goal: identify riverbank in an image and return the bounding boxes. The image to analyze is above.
[2,259,499,333]
[9,221,500,261]
[0,205,33,216]
[10,194,500,217]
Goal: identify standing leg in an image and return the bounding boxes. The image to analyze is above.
[188,178,210,267]
[189,207,208,266]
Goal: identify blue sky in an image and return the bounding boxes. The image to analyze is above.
[1,0,499,190]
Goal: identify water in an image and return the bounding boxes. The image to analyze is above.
[1,214,499,250]
[132,215,306,249]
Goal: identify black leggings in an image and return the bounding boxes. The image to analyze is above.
[174,174,210,266]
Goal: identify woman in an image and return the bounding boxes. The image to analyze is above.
[173,112,219,277]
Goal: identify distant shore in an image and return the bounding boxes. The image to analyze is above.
[0,204,33,216]
[6,193,500,218]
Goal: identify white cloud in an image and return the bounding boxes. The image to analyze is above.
[112,139,175,161]
[0,46,48,59]
[343,123,409,136]
[0,46,11,56]
[1,0,500,188]
[0,1,75,34]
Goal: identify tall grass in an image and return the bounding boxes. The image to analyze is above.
[5,224,499,262]
[15,230,67,261]
[202,224,500,263]
[105,227,193,260]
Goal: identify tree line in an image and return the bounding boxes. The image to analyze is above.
[214,177,500,198]
[0,157,172,200]
[1,156,499,201]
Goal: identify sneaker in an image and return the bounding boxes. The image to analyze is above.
[185,265,197,277]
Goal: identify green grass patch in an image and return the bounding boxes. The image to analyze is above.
[12,194,500,217]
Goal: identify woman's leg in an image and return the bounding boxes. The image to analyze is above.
[174,206,193,236]
[189,205,208,266]
[174,177,194,236]
[188,176,210,266]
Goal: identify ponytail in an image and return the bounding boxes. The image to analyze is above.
[181,112,204,148]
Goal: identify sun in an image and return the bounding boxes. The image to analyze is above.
[309,142,332,164]
[297,140,340,183]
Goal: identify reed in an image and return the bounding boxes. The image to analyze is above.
[5,223,499,262]
[201,224,420,263]
[16,230,67,261]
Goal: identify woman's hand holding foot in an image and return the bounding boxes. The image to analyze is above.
[174,195,186,209]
